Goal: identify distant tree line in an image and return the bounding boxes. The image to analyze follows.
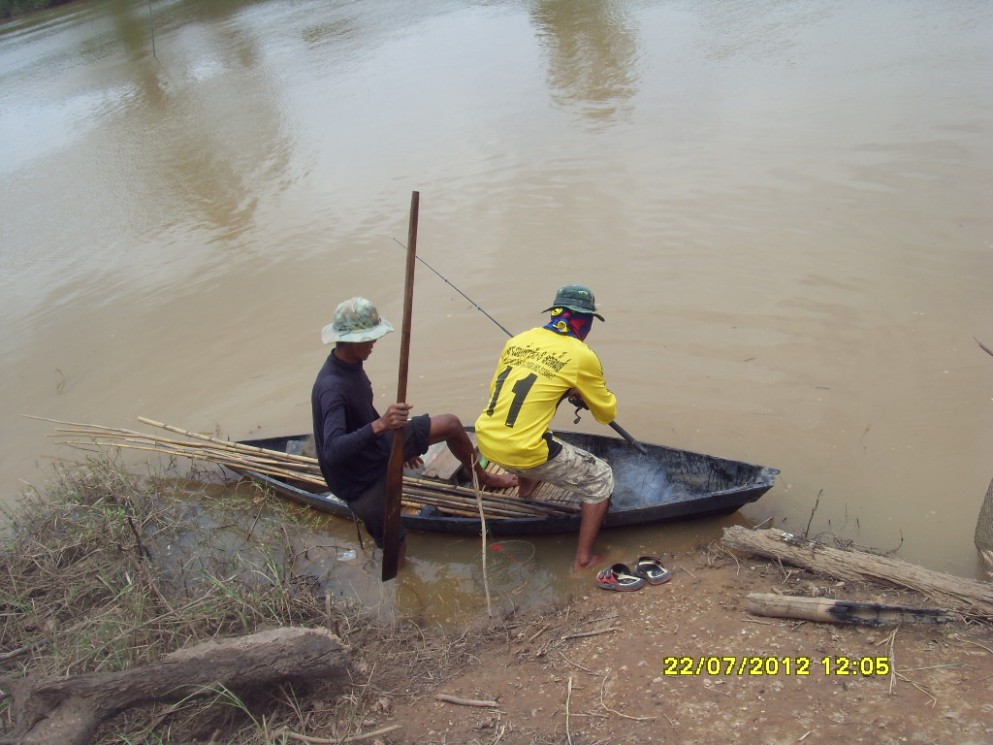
[1,0,76,20]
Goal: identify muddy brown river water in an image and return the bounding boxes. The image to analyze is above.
[2,1,991,599]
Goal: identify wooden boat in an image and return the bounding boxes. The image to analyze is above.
[236,430,779,537]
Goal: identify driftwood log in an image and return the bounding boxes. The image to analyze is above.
[3,627,350,745]
[976,476,993,581]
[722,526,993,621]
[746,593,957,626]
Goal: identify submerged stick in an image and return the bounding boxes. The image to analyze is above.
[472,457,493,617]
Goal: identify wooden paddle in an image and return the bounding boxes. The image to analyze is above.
[381,191,419,582]
[606,420,647,454]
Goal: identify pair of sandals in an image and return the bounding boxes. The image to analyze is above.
[596,556,672,592]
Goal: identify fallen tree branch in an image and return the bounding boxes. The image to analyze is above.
[746,593,958,626]
[3,627,350,745]
[565,675,574,745]
[0,640,47,662]
[561,626,620,641]
[280,724,402,743]
[435,693,499,708]
[722,527,993,621]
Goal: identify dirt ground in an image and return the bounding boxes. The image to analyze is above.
[362,549,993,745]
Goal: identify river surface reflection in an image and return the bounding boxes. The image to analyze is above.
[1,0,992,595]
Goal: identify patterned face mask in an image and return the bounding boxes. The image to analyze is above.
[544,308,594,341]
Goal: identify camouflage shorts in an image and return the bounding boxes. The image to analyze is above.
[501,439,614,505]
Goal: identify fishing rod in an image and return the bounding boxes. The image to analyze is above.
[390,236,513,336]
[390,236,648,454]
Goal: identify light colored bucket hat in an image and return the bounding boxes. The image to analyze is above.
[321,297,394,344]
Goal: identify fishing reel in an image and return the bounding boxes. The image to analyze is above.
[568,393,588,424]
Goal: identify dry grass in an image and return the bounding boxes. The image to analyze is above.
[0,456,485,744]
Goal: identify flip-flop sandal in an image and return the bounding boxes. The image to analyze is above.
[595,563,645,592]
[634,556,673,585]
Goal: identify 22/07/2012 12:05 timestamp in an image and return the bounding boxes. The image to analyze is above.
[662,656,892,676]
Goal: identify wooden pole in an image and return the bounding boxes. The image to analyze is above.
[745,593,956,626]
[382,191,419,582]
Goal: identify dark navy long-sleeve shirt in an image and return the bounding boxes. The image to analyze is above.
[311,352,390,501]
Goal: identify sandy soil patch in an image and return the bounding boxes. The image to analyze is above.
[376,550,993,745]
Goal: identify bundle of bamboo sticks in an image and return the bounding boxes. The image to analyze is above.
[38,416,578,520]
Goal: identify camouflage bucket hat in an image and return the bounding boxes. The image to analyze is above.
[321,297,394,344]
[542,284,605,321]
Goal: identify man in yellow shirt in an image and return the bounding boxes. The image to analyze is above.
[476,285,617,572]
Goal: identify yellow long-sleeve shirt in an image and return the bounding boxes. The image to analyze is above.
[475,327,617,469]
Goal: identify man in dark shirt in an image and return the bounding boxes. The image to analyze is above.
[312,297,516,563]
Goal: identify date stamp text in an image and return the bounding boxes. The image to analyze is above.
[661,656,891,676]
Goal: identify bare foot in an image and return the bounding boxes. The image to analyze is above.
[479,471,518,490]
[517,476,540,498]
[573,552,606,572]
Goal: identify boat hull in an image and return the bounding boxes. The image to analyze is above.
[237,430,779,536]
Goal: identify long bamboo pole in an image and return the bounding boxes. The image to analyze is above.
[403,478,577,514]
[61,435,562,518]
[137,417,319,465]
[56,432,320,471]
[53,432,322,474]
[382,191,419,582]
[30,415,322,468]
[57,440,327,485]
[44,414,586,520]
